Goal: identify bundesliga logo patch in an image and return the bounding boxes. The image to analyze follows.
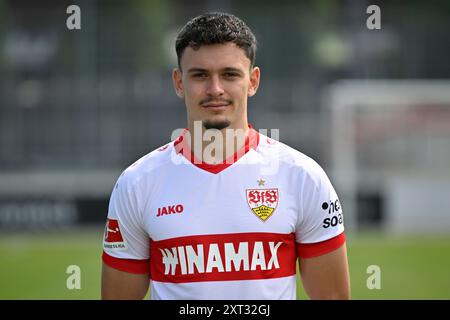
[103,218,127,250]
[246,188,279,221]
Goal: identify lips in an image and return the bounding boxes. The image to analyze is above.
[201,102,231,109]
[203,103,229,108]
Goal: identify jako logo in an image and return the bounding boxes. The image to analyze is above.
[157,204,184,217]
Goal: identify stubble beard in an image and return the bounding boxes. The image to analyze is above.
[203,119,231,130]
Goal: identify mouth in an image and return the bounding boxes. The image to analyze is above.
[201,102,231,110]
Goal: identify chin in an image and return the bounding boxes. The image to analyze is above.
[203,119,231,130]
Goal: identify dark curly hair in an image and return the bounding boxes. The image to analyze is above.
[175,12,257,69]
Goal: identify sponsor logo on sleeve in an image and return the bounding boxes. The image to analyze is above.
[103,218,127,250]
[321,199,344,229]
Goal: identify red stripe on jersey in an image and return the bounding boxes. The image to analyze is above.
[296,232,346,259]
[174,124,260,174]
[150,232,297,283]
[102,251,150,274]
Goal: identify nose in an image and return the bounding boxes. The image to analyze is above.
[205,75,224,97]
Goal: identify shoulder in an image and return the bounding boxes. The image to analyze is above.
[256,132,330,190]
[114,142,175,190]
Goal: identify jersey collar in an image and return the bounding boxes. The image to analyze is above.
[173,124,260,174]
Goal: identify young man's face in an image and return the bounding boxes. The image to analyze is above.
[173,42,260,131]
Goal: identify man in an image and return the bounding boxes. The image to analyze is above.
[101,12,350,300]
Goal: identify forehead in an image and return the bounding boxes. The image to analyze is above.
[180,42,251,71]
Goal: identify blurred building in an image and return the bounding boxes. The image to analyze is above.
[1,0,450,232]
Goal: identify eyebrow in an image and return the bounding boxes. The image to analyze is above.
[186,68,208,74]
[223,67,244,75]
[186,67,244,75]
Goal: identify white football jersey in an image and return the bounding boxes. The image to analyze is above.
[102,126,345,300]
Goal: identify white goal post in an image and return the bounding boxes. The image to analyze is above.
[324,80,450,233]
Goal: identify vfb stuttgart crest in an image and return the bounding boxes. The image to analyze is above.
[246,188,279,221]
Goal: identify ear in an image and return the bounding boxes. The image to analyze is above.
[247,66,260,97]
[172,68,184,98]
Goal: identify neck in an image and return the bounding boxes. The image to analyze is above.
[186,121,250,164]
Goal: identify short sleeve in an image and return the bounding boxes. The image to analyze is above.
[102,172,150,274]
[295,161,345,259]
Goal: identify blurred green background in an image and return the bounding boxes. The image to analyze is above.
[1,229,449,299]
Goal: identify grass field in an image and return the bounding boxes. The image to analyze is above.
[0,228,449,299]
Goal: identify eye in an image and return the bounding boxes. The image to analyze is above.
[192,73,207,79]
[223,72,240,78]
